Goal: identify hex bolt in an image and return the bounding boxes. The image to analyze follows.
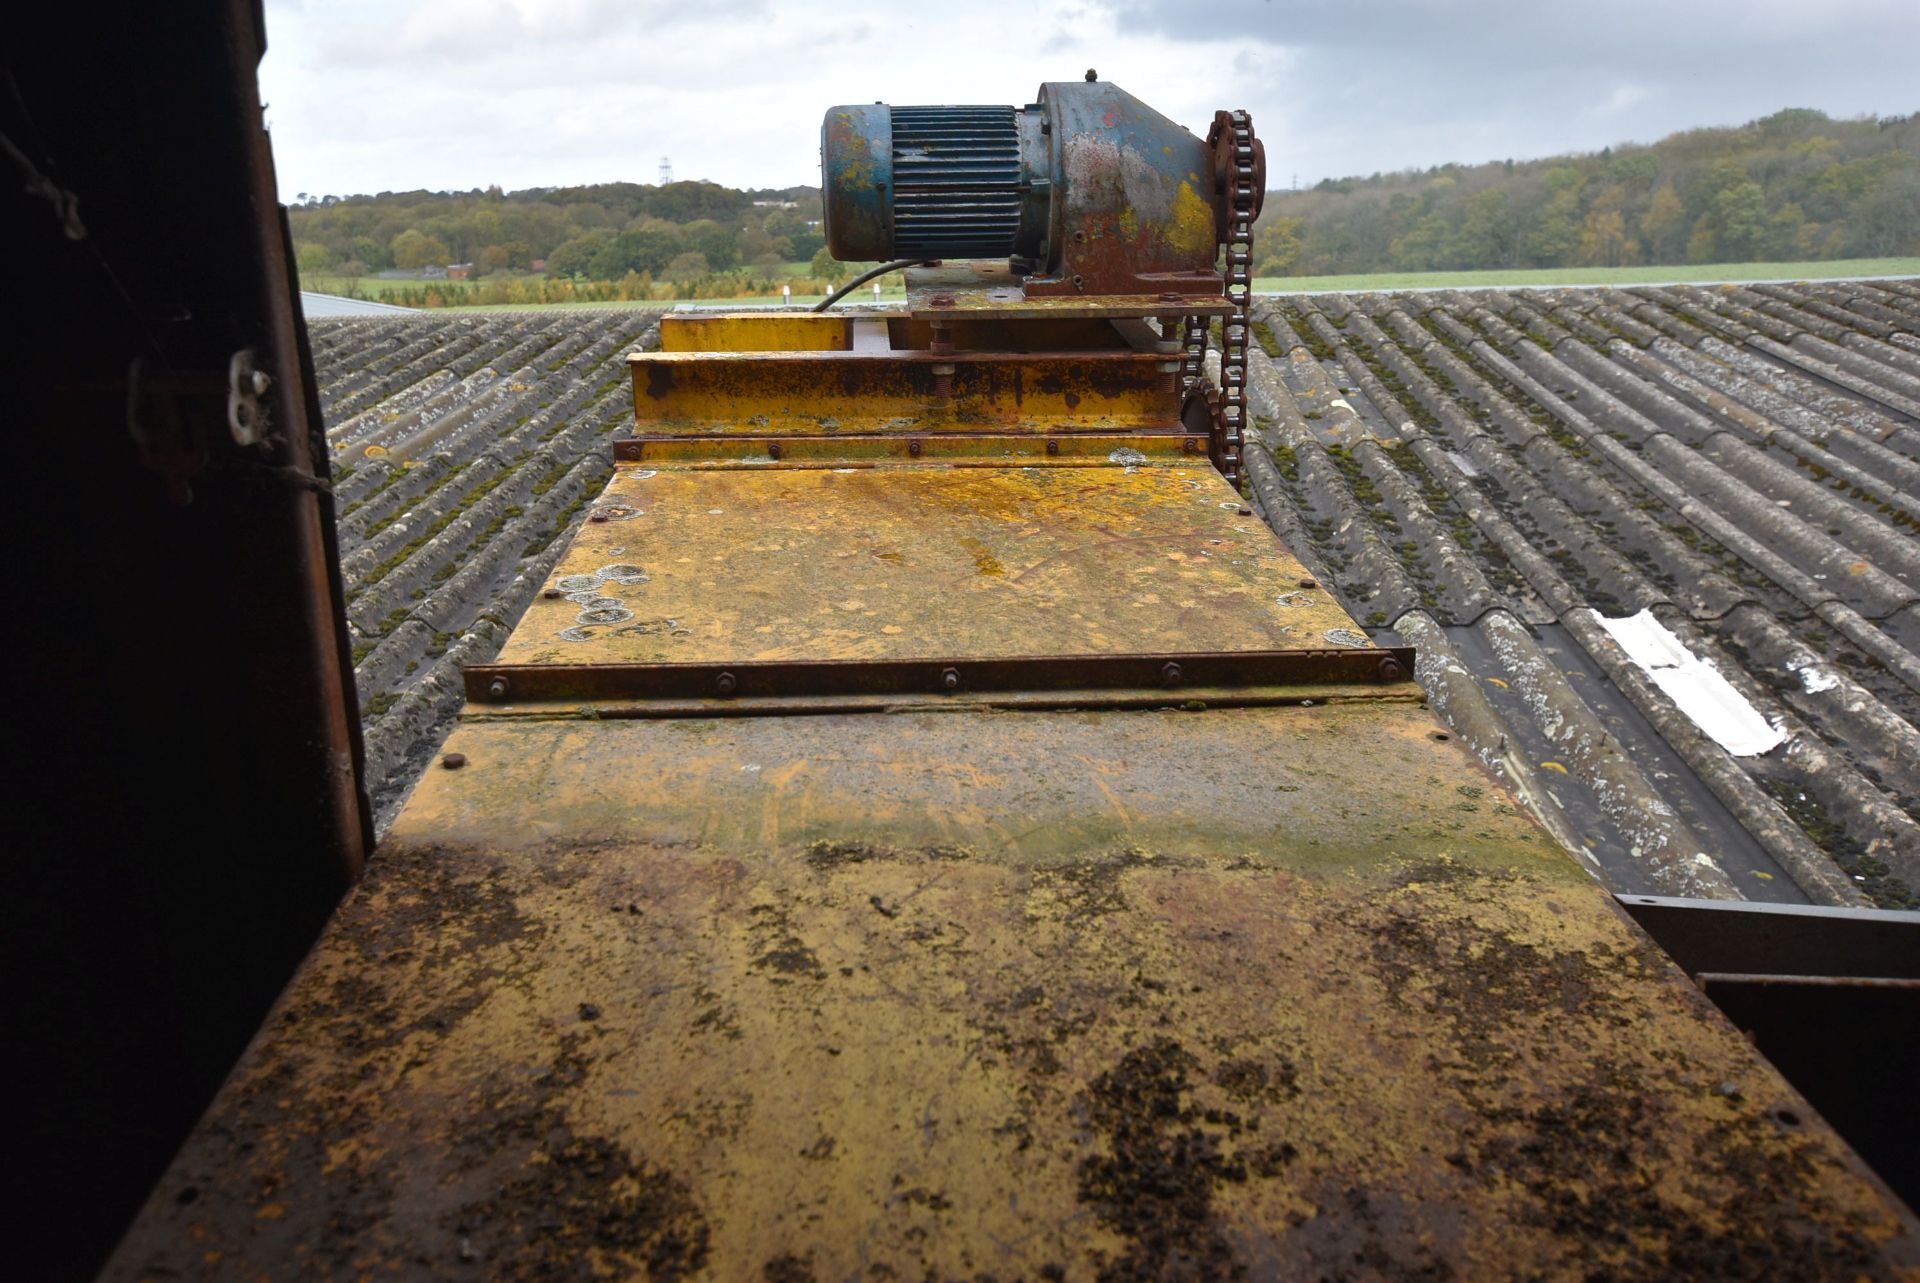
[1046,439,1060,456]
[908,439,923,457]
[1183,437,1200,454]
[487,677,510,700]
[715,671,738,696]
[941,667,961,691]
[1378,657,1407,682]
[1161,661,1183,687]
[767,442,783,460]
[441,752,467,770]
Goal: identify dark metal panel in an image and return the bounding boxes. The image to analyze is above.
[4,3,368,1276]
[1619,895,1920,979]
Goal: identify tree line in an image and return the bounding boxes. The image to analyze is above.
[1256,108,1920,278]
[289,179,835,285]
[291,106,1919,293]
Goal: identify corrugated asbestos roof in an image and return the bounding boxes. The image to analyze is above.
[1246,279,1920,909]
[310,309,662,825]
[301,290,417,317]
[309,284,1920,909]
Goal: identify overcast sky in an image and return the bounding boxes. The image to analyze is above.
[259,0,1920,200]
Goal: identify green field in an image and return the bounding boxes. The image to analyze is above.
[304,258,1920,311]
[1254,257,1920,294]
[303,273,481,300]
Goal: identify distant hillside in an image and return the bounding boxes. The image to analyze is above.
[1257,108,1920,277]
[291,107,1920,289]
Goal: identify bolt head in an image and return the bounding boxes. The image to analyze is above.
[1298,577,1318,589]
[542,587,563,599]
[441,752,467,770]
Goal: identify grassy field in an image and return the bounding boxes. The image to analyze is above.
[303,258,1920,311]
[303,273,482,300]
[1254,257,1920,294]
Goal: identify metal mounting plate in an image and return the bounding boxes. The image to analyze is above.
[492,460,1369,672]
[905,262,1234,320]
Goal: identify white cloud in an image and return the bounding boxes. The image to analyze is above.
[259,0,1920,198]
[1603,83,1652,113]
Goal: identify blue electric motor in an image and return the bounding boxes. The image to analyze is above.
[820,77,1262,295]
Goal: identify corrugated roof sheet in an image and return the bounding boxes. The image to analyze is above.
[1247,279,1920,909]
[308,284,1920,909]
[310,309,662,824]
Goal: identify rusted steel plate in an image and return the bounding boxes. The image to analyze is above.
[459,680,1424,722]
[658,312,1142,357]
[495,461,1365,668]
[106,702,1920,1279]
[463,647,1415,704]
[906,260,1236,318]
[611,432,1207,465]
[627,350,1175,433]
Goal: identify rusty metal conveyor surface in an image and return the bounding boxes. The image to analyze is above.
[109,307,1920,1280]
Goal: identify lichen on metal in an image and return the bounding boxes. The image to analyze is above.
[109,702,1920,1278]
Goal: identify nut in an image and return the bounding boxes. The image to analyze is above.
[715,671,738,696]
[487,677,510,700]
[1161,661,1183,687]
[1378,657,1407,682]
[941,667,961,691]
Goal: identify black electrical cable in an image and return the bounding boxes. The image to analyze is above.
[811,258,934,312]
